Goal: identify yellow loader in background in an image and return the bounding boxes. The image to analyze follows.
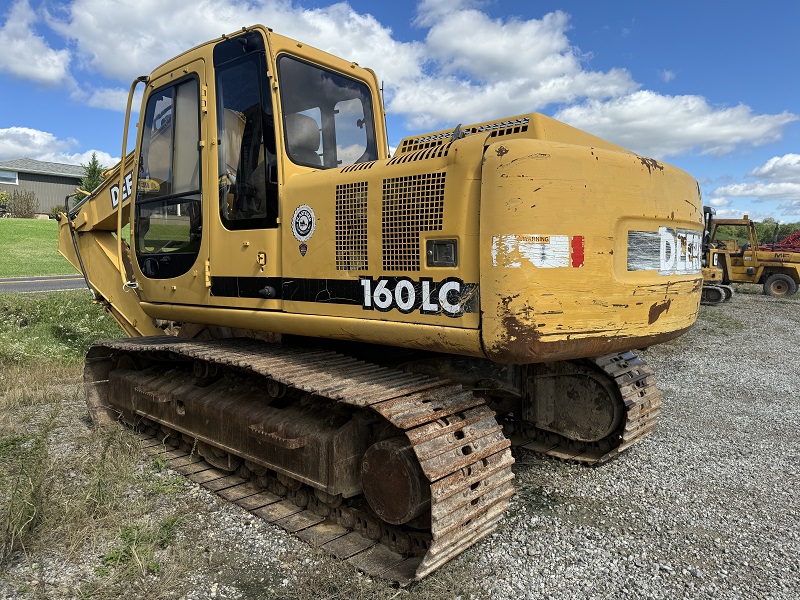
[703,206,800,303]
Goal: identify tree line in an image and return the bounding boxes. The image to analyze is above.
[714,218,800,245]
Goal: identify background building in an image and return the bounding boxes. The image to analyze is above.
[0,158,83,215]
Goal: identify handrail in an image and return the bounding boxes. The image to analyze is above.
[63,193,97,300]
[116,75,149,289]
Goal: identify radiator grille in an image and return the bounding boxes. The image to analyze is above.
[335,182,369,271]
[382,173,445,271]
[340,161,375,173]
[387,144,450,166]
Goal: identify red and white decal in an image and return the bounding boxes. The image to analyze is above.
[491,234,585,269]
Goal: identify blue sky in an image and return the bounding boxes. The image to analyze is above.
[1,0,798,221]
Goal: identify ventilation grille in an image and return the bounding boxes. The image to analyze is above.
[382,173,445,271]
[340,161,376,173]
[387,143,450,166]
[397,116,531,154]
[335,182,368,271]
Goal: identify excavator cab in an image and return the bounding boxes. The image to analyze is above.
[120,27,387,308]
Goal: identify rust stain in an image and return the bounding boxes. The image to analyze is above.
[496,145,509,157]
[648,299,672,324]
[638,156,664,174]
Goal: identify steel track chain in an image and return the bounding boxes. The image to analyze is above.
[514,350,662,464]
[86,337,515,582]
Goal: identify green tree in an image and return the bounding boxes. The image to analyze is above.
[77,152,106,201]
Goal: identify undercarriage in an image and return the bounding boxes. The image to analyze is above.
[85,336,660,581]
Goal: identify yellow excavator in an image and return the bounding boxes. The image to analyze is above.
[58,25,703,581]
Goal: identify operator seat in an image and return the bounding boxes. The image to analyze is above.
[285,113,321,166]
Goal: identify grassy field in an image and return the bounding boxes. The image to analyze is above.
[0,218,77,277]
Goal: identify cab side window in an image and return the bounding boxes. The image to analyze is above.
[214,33,278,230]
[136,77,202,280]
[278,56,377,169]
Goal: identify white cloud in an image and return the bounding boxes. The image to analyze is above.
[415,0,487,27]
[0,126,116,166]
[0,0,70,85]
[556,91,798,158]
[69,85,144,112]
[710,207,777,221]
[389,9,638,129]
[660,69,675,83]
[712,182,800,199]
[708,154,800,221]
[748,153,800,182]
[50,0,424,87]
[776,199,800,219]
[0,126,74,161]
[43,149,118,168]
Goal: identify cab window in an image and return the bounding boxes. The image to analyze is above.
[135,77,202,280]
[214,32,278,230]
[277,56,377,169]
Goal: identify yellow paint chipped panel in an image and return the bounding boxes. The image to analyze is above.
[480,137,702,364]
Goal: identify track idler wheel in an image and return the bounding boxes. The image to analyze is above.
[361,437,431,525]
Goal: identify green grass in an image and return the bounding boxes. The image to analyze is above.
[0,290,123,366]
[0,218,76,277]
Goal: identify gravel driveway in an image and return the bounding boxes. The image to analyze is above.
[1,291,797,600]
[470,291,799,599]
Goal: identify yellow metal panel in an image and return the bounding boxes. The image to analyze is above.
[480,138,703,363]
[140,302,484,357]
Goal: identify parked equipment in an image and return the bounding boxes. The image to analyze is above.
[702,206,800,300]
[701,207,734,305]
[57,26,704,581]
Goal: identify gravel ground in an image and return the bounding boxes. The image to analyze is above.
[1,290,798,599]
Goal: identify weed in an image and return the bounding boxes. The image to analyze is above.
[0,406,58,563]
[144,474,185,496]
[7,190,39,219]
[99,516,184,577]
[0,291,122,366]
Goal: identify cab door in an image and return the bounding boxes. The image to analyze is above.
[206,31,282,310]
[132,59,209,306]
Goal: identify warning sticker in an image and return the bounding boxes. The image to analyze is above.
[491,234,584,269]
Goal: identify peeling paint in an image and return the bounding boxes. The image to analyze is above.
[648,299,672,324]
[492,234,588,269]
[496,146,509,157]
[638,156,664,174]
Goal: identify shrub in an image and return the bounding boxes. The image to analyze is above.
[50,204,66,220]
[8,190,39,218]
[0,191,9,217]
